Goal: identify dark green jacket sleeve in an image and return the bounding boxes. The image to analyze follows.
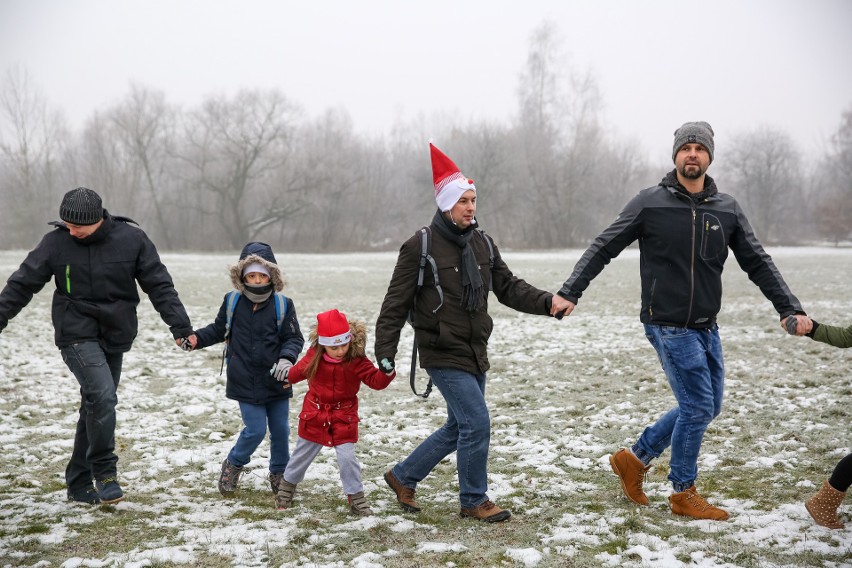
[812,322,852,348]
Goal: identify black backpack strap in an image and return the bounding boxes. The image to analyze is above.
[409,227,436,398]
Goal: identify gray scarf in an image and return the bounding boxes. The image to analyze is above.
[243,282,273,304]
[431,209,485,312]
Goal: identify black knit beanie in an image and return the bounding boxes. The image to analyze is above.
[672,121,715,163]
[59,187,103,225]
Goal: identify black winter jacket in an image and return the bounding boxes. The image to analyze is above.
[557,171,803,328]
[376,219,553,375]
[194,293,304,404]
[0,213,192,351]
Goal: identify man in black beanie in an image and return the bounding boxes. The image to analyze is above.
[550,121,806,520]
[0,187,193,505]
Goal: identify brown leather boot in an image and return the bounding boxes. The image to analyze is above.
[669,486,729,520]
[460,500,511,523]
[384,469,420,513]
[805,480,846,529]
[609,448,651,505]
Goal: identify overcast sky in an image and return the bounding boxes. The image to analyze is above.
[2,0,851,163]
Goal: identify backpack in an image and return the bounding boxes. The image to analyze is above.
[219,291,288,374]
[408,226,494,398]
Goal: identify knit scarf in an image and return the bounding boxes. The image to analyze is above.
[430,209,485,312]
[243,282,273,304]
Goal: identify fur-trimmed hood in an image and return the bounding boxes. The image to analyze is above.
[229,242,285,292]
[308,318,367,357]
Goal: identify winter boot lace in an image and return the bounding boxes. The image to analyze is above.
[609,448,651,506]
[805,479,846,529]
[669,486,729,521]
[348,491,374,516]
[275,480,298,510]
[218,459,243,497]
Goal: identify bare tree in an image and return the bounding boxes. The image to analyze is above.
[723,126,803,243]
[813,106,852,245]
[0,67,71,246]
[177,89,303,250]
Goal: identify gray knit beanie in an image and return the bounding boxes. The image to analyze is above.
[59,187,103,225]
[672,121,715,163]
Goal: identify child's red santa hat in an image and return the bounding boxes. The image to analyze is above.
[431,143,476,212]
[316,309,351,346]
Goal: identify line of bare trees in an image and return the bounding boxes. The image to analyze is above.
[1,23,850,252]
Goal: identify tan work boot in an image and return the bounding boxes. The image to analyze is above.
[609,448,651,505]
[805,479,846,529]
[275,480,297,510]
[460,500,511,523]
[348,491,374,516]
[384,469,420,513]
[669,486,729,520]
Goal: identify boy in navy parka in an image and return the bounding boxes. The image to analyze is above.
[185,242,304,497]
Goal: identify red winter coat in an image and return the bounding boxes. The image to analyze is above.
[288,319,395,446]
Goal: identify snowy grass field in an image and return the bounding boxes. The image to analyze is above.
[0,247,850,568]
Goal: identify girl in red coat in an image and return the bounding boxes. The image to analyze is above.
[275,309,395,515]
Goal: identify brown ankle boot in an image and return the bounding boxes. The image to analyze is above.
[348,491,374,516]
[460,500,511,523]
[275,480,297,510]
[384,469,420,513]
[805,480,846,529]
[669,486,729,521]
[609,448,651,505]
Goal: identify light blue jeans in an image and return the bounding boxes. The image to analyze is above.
[392,367,490,509]
[634,324,724,490]
[228,398,290,474]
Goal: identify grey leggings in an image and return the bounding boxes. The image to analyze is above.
[283,438,363,495]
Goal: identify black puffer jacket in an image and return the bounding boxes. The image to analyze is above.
[0,212,192,351]
[193,242,304,404]
[558,171,803,328]
[376,218,553,375]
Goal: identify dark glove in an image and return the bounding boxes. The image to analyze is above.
[179,337,194,352]
[271,359,293,381]
[379,357,395,374]
[784,316,798,335]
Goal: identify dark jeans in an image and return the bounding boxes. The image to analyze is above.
[60,342,123,490]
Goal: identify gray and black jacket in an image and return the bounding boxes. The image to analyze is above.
[0,212,192,352]
[557,171,803,329]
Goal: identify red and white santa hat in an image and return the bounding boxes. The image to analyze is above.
[316,309,351,346]
[431,143,476,212]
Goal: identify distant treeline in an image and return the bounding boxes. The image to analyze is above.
[1,24,850,252]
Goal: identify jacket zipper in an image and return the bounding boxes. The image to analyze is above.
[685,204,696,327]
[65,264,71,294]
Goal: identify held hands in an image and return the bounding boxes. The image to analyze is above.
[782,315,813,337]
[379,358,395,375]
[176,334,197,352]
[550,295,575,320]
[271,358,293,382]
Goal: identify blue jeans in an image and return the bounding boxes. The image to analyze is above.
[228,399,290,473]
[392,368,490,509]
[634,324,724,490]
[60,342,123,490]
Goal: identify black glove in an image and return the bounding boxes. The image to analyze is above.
[379,357,395,374]
[784,317,798,335]
[179,337,194,352]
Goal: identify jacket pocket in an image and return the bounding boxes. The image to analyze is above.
[699,213,726,260]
